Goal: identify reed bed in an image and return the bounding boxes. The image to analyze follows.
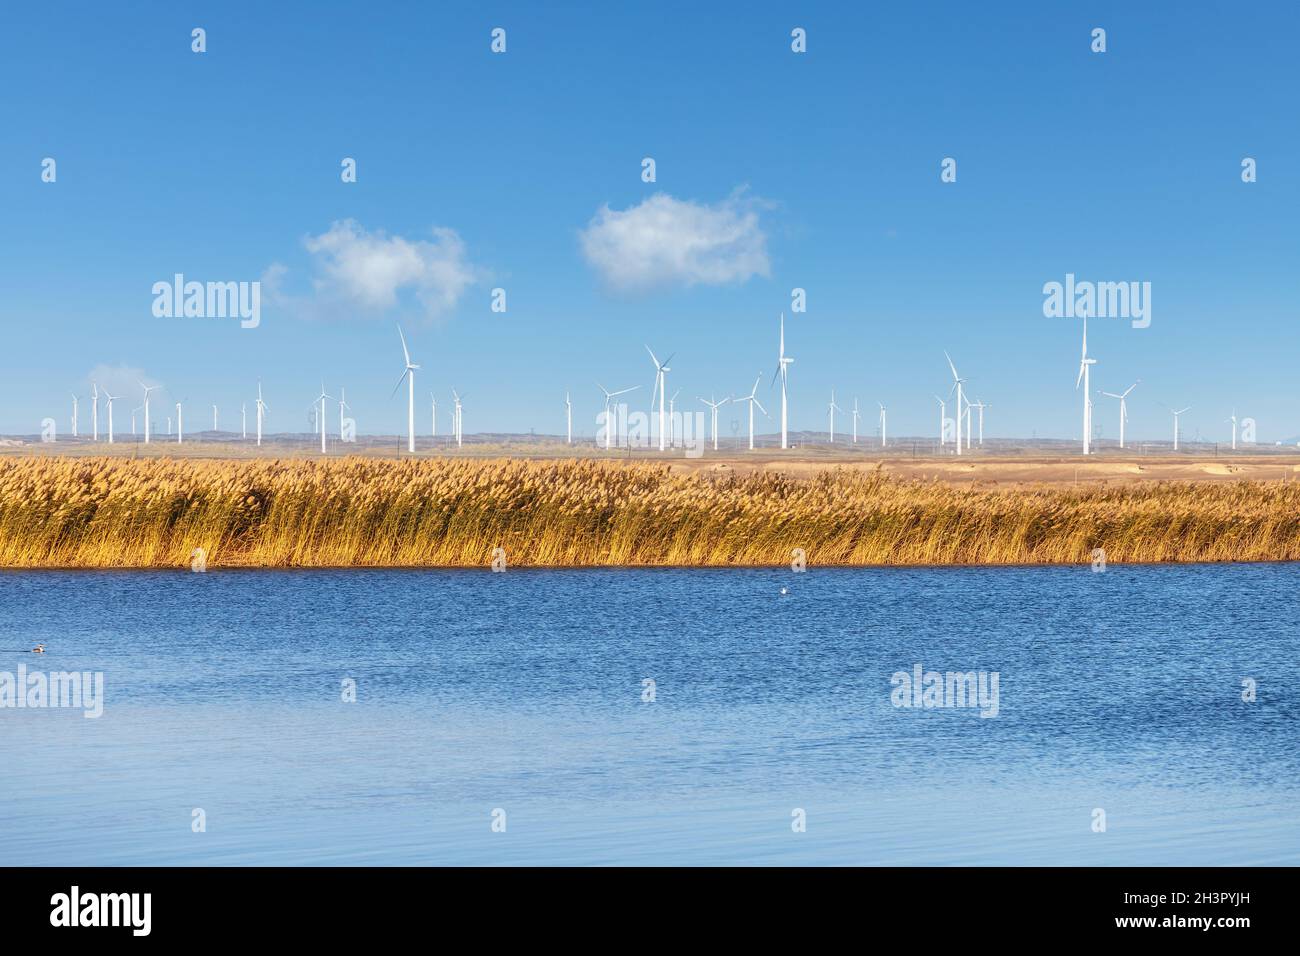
[0,456,1298,568]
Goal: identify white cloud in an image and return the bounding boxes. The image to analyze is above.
[300,219,479,317]
[85,365,163,401]
[579,190,771,291]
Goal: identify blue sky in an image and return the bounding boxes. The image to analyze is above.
[2,1,1297,443]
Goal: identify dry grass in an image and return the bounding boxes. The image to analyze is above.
[1,456,1298,568]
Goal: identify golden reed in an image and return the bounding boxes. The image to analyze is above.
[1,456,1298,568]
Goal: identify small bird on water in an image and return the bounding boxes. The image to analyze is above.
[31,643,46,653]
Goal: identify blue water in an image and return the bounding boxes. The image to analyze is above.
[1,565,1297,865]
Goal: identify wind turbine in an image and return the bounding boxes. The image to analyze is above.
[597,383,639,449]
[255,382,268,447]
[970,399,988,446]
[852,398,860,444]
[1075,318,1097,455]
[430,393,437,439]
[212,404,219,432]
[452,389,464,447]
[393,325,419,453]
[827,391,842,444]
[565,392,572,445]
[737,374,768,450]
[313,383,332,454]
[103,390,117,443]
[1100,382,1138,449]
[944,352,965,456]
[772,314,794,449]
[139,382,158,444]
[91,383,99,442]
[700,395,731,451]
[1226,409,1238,451]
[70,393,79,438]
[668,389,681,447]
[646,346,673,452]
[1172,406,1191,451]
[878,403,888,449]
[241,403,247,440]
[176,401,184,444]
[338,388,349,440]
[934,395,946,447]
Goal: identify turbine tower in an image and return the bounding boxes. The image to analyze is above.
[339,388,349,440]
[70,393,79,438]
[1100,382,1138,449]
[1172,406,1191,451]
[597,383,639,449]
[1076,318,1097,455]
[255,382,269,447]
[91,383,99,442]
[944,352,965,456]
[646,346,673,452]
[827,391,842,444]
[565,392,572,445]
[737,374,767,450]
[139,382,158,444]
[772,314,794,449]
[103,390,117,444]
[934,395,946,448]
[393,325,420,453]
[852,398,860,444]
[970,399,988,446]
[313,383,332,454]
[700,395,731,451]
[176,401,184,444]
[878,403,888,449]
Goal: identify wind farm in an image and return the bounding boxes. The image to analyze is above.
[3,320,1291,477]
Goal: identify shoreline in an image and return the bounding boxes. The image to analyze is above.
[0,558,1294,571]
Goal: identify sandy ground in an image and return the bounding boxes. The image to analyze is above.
[4,438,1298,487]
[667,455,1300,487]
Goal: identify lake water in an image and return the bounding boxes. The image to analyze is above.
[1,564,1297,866]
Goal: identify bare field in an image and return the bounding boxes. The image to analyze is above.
[670,455,1300,487]
[4,438,1296,488]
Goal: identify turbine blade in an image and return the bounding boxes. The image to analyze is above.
[398,325,411,366]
